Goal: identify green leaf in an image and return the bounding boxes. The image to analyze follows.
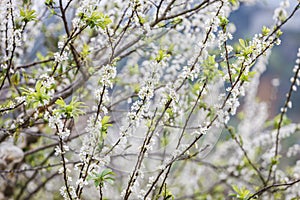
[262,26,270,36]
[55,98,66,107]
[22,81,51,108]
[237,39,254,57]
[192,82,201,95]
[239,39,246,49]
[11,72,20,85]
[276,29,283,37]
[271,155,281,165]
[241,71,256,82]
[155,49,170,63]
[45,0,55,6]
[231,185,252,200]
[138,15,146,24]
[161,130,170,147]
[273,114,291,129]
[95,116,112,151]
[101,116,111,126]
[171,17,183,25]
[203,55,219,81]
[54,97,86,118]
[229,0,238,6]
[219,16,229,30]
[35,81,42,93]
[20,8,37,23]
[88,169,115,188]
[155,183,175,200]
[82,12,112,29]
[81,43,90,59]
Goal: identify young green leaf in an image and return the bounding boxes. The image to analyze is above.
[20,8,37,23]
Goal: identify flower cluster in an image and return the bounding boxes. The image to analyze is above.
[127,59,165,127]
[273,0,290,23]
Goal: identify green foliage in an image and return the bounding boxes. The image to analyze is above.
[228,125,236,135]
[145,118,156,132]
[219,16,229,30]
[155,49,171,63]
[205,106,216,121]
[101,116,112,135]
[276,29,283,37]
[129,64,139,75]
[0,100,15,112]
[231,185,252,200]
[137,15,146,25]
[228,61,255,82]
[45,0,55,6]
[22,0,30,5]
[80,12,112,29]
[88,169,115,187]
[237,39,254,57]
[203,55,221,81]
[161,130,170,147]
[262,26,270,37]
[171,17,183,25]
[166,108,174,119]
[22,81,51,108]
[192,82,201,95]
[157,21,166,28]
[80,43,90,59]
[271,155,281,165]
[228,0,238,6]
[11,71,21,85]
[54,97,86,118]
[20,8,37,23]
[273,192,283,200]
[155,184,175,200]
[131,83,140,94]
[241,71,256,82]
[96,116,112,151]
[272,114,291,129]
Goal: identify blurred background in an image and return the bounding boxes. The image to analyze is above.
[230,0,300,121]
